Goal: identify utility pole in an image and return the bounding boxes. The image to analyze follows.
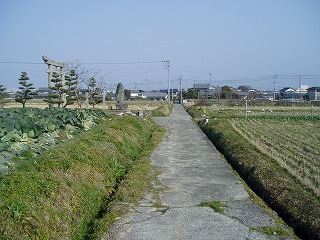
[209,70,212,86]
[163,60,170,104]
[299,75,302,99]
[179,75,182,104]
[273,75,277,101]
[245,98,248,118]
[171,79,174,103]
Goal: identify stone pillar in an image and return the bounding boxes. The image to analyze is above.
[61,66,66,105]
[85,92,89,109]
[102,91,106,110]
[47,64,53,108]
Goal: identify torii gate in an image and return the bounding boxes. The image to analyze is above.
[42,56,68,108]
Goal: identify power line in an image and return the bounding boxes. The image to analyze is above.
[0,60,164,65]
[113,67,165,78]
[0,61,43,64]
[82,60,163,65]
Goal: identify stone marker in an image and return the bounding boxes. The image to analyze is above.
[115,83,128,110]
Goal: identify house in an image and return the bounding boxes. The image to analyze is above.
[193,84,210,96]
[36,87,99,99]
[143,91,167,100]
[160,89,179,97]
[4,89,17,98]
[130,89,145,99]
[37,87,50,98]
[233,89,249,99]
[129,90,167,100]
[257,90,275,100]
[306,87,320,101]
[193,84,217,98]
[279,87,299,100]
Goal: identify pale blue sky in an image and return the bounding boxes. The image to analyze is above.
[1,0,320,91]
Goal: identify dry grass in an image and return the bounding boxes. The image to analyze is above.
[4,99,165,111]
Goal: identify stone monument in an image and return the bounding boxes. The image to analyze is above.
[115,83,128,110]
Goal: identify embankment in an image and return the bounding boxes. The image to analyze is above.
[0,115,162,239]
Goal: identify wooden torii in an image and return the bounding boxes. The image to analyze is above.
[42,56,68,108]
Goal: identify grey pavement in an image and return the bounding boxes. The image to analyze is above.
[105,104,295,240]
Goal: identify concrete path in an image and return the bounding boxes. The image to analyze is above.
[106,105,295,240]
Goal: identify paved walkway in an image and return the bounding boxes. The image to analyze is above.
[106,105,295,240]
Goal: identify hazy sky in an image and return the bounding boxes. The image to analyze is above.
[1,0,320,91]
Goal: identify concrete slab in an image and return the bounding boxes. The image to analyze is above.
[105,105,296,240]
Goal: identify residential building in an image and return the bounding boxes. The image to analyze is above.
[160,89,179,97]
[279,87,299,100]
[257,90,275,100]
[130,89,145,99]
[193,84,217,98]
[129,90,167,100]
[143,91,167,100]
[306,87,320,101]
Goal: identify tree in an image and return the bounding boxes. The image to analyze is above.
[221,85,239,99]
[87,77,101,108]
[62,69,79,108]
[221,85,233,99]
[183,88,199,99]
[238,85,252,92]
[44,72,64,107]
[124,89,131,100]
[67,60,111,108]
[0,85,8,108]
[15,72,35,108]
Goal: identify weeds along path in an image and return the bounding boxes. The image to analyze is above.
[106,104,296,240]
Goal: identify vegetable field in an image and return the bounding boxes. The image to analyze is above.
[231,118,320,197]
[0,108,106,173]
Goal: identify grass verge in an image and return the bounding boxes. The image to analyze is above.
[0,115,164,239]
[151,103,173,117]
[88,124,165,239]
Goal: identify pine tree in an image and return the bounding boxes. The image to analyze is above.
[62,69,79,108]
[44,72,64,107]
[0,85,8,108]
[15,72,35,108]
[87,77,101,108]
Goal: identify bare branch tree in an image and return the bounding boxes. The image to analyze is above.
[67,60,113,108]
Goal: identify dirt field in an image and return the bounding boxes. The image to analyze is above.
[3,99,165,111]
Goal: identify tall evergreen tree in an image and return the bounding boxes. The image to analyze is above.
[0,85,8,108]
[87,77,101,108]
[15,72,35,108]
[183,88,199,99]
[62,69,78,108]
[44,72,64,107]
